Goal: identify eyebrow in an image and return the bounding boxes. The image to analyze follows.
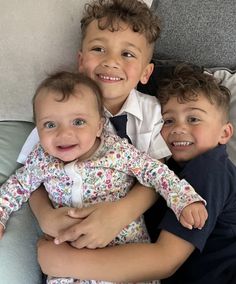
[38,112,89,122]
[162,107,208,116]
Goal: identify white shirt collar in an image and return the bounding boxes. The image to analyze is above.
[104,89,143,121]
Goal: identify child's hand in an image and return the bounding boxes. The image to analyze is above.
[38,206,83,238]
[179,202,208,230]
[0,223,5,239]
[54,201,124,249]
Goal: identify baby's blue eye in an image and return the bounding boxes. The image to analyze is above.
[44,121,56,129]
[73,119,85,126]
[92,47,105,53]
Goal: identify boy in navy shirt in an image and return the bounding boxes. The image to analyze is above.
[158,64,236,284]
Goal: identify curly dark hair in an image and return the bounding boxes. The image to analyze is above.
[80,0,161,44]
[158,64,231,121]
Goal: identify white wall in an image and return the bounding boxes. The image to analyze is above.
[0,0,87,121]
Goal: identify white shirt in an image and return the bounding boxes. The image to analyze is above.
[17,89,171,164]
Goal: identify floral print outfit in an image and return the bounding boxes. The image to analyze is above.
[0,132,205,284]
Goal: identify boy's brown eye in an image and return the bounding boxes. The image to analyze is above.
[188,117,200,123]
[123,51,135,58]
[163,119,173,125]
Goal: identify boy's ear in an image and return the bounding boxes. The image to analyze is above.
[219,122,234,144]
[140,63,154,85]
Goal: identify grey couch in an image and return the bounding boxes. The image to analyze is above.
[0,0,235,185]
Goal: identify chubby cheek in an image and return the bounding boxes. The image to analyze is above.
[83,134,97,146]
[191,128,219,155]
[192,128,210,145]
[79,56,96,76]
[40,135,54,154]
[127,65,143,81]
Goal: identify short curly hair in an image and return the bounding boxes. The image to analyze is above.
[158,64,231,122]
[80,0,161,44]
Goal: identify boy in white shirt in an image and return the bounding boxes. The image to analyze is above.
[19,0,173,250]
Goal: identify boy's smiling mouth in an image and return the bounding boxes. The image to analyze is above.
[171,141,194,147]
[98,74,123,82]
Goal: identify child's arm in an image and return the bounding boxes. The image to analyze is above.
[83,138,207,230]
[138,163,208,229]
[29,186,82,237]
[54,183,157,248]
[37,229,194,281]
[0,144,51,232]
[31,184,157,244]
[113,140,208,229]
[0,169,31,230]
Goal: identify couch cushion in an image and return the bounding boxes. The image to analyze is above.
[152,0,236,69]
[0,121,35,184]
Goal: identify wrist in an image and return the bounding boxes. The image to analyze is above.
[115,197,138,228]
[37,206,58,236]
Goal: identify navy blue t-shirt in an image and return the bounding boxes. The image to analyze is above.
[146,145,236,284]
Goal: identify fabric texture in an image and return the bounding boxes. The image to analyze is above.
[152,0,236,69]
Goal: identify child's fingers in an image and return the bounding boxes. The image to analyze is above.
[191,210,207,229]
[70,234,96,249]
[190,211,201,229]
[181,204,208,230]
[179,215,193,230]
[181,209,195,226]
[54,223,85,244]
[197,207,208,229]
[181,209,201,229]
[182,202,208,229]
[67,205,97,219]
